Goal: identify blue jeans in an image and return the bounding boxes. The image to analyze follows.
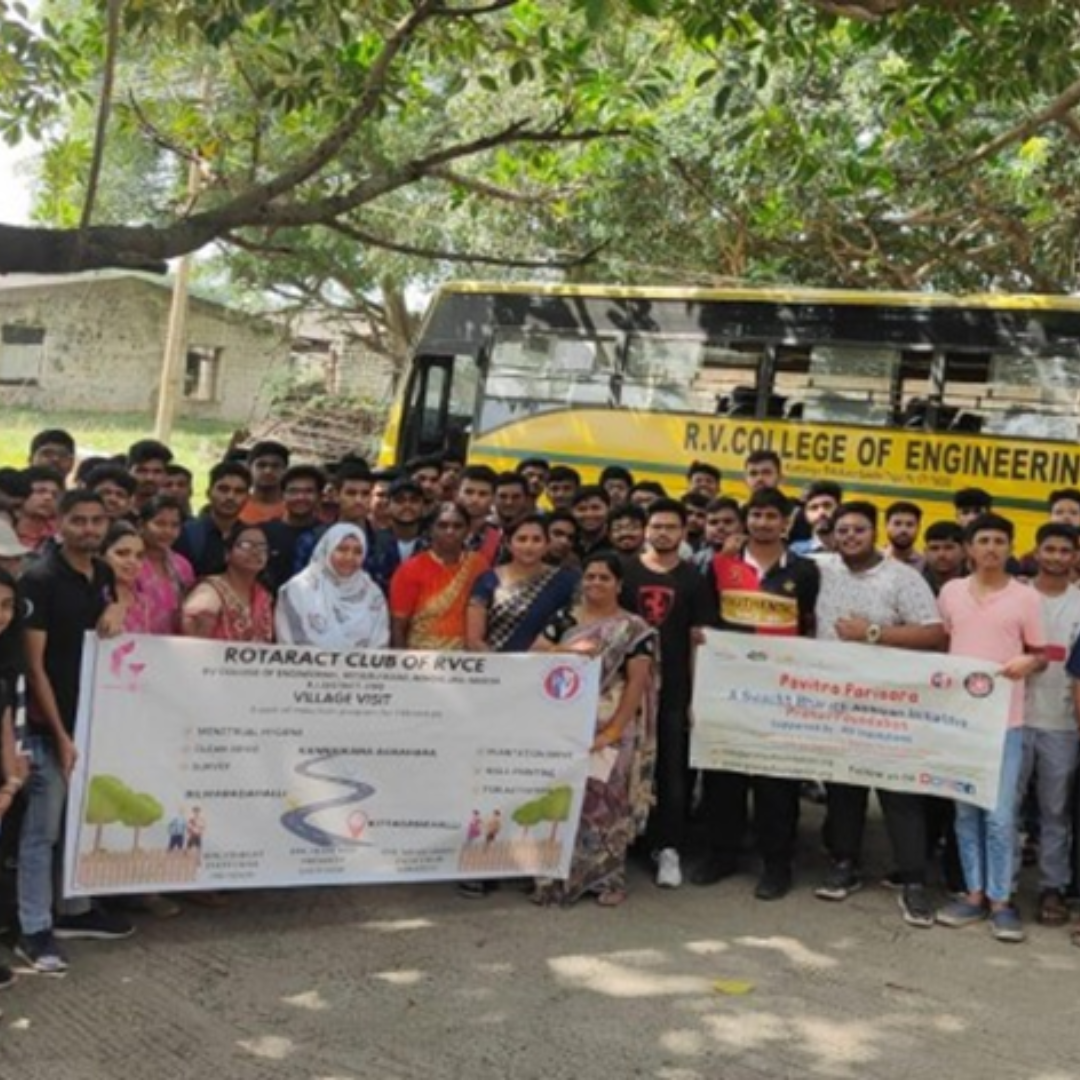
[17,734,91,935]
[954,727,1025,904]
[1016,728,1080,891]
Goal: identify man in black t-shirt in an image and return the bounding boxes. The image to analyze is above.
[620,499,710,890]
[17,491,133,976]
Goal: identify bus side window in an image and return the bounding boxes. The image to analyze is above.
[936,353,988,434]
[982,352,1080,440]
[801,345,897,427]
[898,351,934,429]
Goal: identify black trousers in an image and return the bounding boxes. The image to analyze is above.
[825,783,927,884]
[651,707,690,851]
[700,770,799,869]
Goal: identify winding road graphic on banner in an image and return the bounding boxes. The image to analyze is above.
[280,754,375,848]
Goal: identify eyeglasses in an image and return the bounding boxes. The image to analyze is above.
[234,540,270,553]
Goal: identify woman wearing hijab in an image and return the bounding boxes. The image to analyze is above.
[275,524,390,649]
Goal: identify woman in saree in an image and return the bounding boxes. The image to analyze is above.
[457,514,579,899]
[531,549,658,907]
[275,523,390,649]
[136,496,194,635]
[181,524,274,643]
[466,514,579,654]
[389,502,486,650]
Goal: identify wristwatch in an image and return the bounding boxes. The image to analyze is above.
[865,623,883,644]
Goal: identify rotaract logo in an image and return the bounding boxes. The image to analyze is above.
[543,665,583,703]
[963,672,995,699]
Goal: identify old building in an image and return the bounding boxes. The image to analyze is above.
[0,271,290,423]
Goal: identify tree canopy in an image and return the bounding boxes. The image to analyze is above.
[7,1,1080,294]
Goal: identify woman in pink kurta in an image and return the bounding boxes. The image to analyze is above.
[137,496,195,634]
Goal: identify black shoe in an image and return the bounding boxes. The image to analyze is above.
[457,880,497,900]
[898,884,935,928]
[754,865,792,901]
[814,860,862,902]
[53,909,134,941]
[880,870,904,891]
[690,855,738,887]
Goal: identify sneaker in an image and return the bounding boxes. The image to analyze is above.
[656,848,683,889]
[814,860,862,902]
[0,964,14,990]
[989,906,1025,943]
[936,897,988,928]
[53,909,135,941]
[754,865,792,901]
[14,931,68,976]
[899,884,935,928]
[690,855,738,887]
[880,870,904,891]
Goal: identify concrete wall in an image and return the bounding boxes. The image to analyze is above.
[0,277,290,424]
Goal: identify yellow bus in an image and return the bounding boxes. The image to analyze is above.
[378,281,1080,544]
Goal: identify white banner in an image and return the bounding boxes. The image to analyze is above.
[65,636,598,896]
[691,631,1012,809]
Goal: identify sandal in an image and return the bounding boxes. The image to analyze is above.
[1037,889,1069,927]
[596,888,627,908]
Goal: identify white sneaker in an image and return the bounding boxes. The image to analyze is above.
[656,848,682,889]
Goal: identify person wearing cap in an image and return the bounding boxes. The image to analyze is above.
[384,477,428,563]
[0,520,31,577]
[239,440,290,525]
[28,430,76,482]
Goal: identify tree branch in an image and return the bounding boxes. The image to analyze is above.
[190,0,483,226]
[79,0,123,234]
[326,219,600,269]
[427,165,575,204]
[939,74,1080,175]
[222,231,298,257]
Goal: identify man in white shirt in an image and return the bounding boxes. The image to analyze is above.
[814,501,947,927]
[1023,523,1080,927]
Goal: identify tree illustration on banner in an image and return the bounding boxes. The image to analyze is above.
[84,775,164,851]
[511,798,545,839]
[541,785,573,843]
[121,791,165,851]
[85,775,130,852]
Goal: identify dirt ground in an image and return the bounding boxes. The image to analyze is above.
[2,806,1078,1080]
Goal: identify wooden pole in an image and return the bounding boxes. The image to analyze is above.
[153,74,208,442]
[153,245,194,441]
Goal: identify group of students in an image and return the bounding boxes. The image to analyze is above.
[1,429,1079,1001]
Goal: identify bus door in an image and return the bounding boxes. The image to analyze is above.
[397,353,481,463]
